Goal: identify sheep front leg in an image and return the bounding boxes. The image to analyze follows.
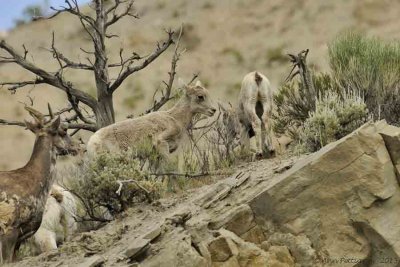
[154,127,179,160]
[154,136,170,159]
[0,230,18,264]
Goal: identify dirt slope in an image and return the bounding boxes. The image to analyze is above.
[9,120,400,266]
[6,155,298,267]
[1,0,400,170]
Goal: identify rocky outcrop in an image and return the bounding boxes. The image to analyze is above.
[10,121,400,267]
[249,121,400,266]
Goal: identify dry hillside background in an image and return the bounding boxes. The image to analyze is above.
[1,0,400,170]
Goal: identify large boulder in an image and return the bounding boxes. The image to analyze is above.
[250,121,400,266]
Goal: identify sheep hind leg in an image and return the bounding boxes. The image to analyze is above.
[260,101,275,157]
[245,105,263,159]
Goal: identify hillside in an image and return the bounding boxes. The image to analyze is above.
[8,120,400,266]
[1,0,400,169]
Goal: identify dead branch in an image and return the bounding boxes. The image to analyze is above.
[115,179,150,196]
[67,122,98,132]
[64,84,96,125]
[145,26,183,113]
[108,49,142,68]
[109,29,175,93]
[49,33,93,70]
[0,78,44,93]
[0,40,97,109]
[49,0,98,33]
[0,119,26,127]
[105,0,139,28]
[150,172,221,178]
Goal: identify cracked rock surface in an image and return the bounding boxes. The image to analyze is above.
[7,121,400,267]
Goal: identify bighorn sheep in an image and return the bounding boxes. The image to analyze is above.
[33,185,77,253]
[0,107,79,263]
[238,71,274,158]
[87,81,216,157]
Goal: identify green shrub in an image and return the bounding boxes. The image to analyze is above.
[64,144,164,221]
[300,90,368,151]
[272,72,335,138]
[328,31,400,124]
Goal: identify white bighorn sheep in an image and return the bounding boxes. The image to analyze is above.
[33,185,77,253]
[87,81,216,157]
[0,106,79,264]
[238,71,274,158]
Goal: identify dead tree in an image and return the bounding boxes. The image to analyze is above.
[0,0,175,131]
[286,49,316,102]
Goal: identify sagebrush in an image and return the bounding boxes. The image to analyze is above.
[62,145,164,222]
[329,31,400,124]
[300,90,368,151]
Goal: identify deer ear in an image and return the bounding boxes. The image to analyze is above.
[195,80,203,87]
[25,120,38,132]
[48,117,61,132]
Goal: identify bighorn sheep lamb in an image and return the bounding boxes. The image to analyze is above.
[238,71,274,158]
[0,107,79,263]
[33,185,77,253]
[87,81,216,157]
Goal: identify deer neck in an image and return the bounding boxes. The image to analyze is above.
[24,135,56,195]
[166,98,194,128]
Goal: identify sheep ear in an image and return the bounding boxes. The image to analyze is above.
[218,102,226,112]
[178,78,186,88]
[195,80,203,87]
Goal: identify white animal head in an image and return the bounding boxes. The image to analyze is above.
[185,81,216,117]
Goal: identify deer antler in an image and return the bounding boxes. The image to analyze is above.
[25,106,45,124]
[48,103,54,119]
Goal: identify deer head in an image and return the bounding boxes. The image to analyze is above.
[185,81,216,117]
[24,106,79,156]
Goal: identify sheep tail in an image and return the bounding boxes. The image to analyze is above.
[255,72,263,86]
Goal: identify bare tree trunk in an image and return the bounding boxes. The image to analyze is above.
[93,0,114,127]
[95,93,115,128]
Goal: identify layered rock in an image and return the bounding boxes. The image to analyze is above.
[11,121,400,267]
[139,121,400,267]
[249,121,400,266]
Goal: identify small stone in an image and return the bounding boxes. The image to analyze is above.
[208,236,238,262]
[209,204,255,236]
[123,238,150,260]
[240,225,266,244]
[77,255,105,267]
[142,225,162,242]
